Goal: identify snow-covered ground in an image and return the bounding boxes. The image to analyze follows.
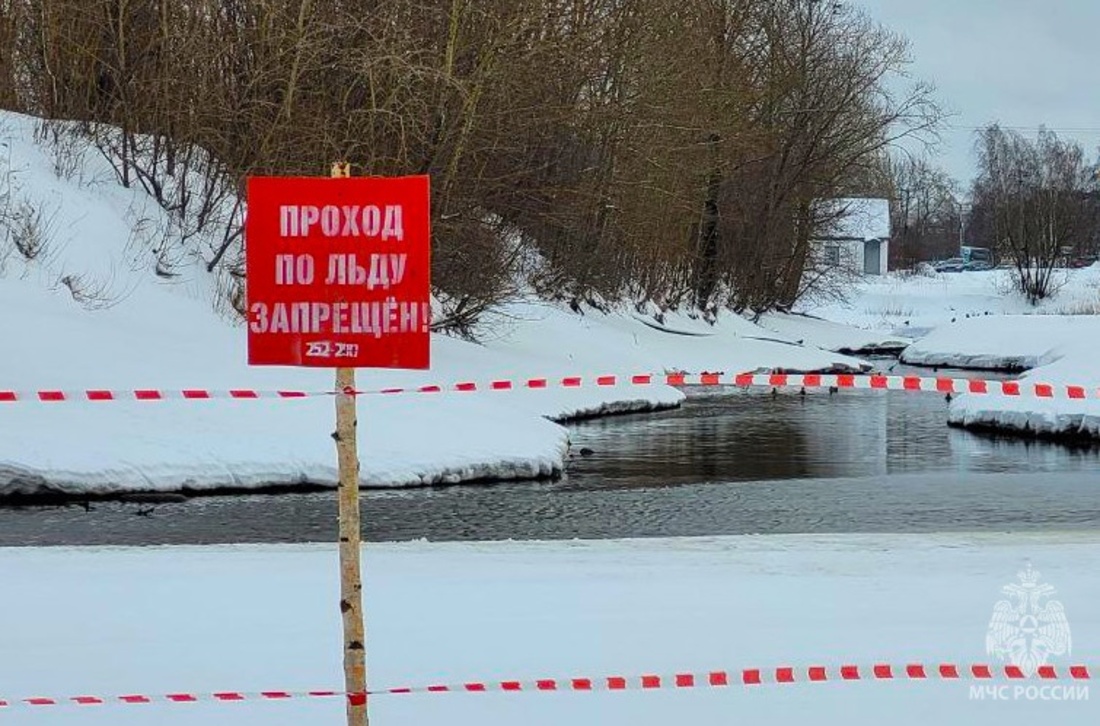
[900,315,1100,371]
[0,111,866,497]
[2,534,1096,725]
[808,266,1100,339]
[758,312,910,354]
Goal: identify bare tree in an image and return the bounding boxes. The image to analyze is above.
[973,125,1099,302]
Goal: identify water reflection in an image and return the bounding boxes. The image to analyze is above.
[563,390,1100,489]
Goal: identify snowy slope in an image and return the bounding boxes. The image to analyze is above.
[2,534,1097,726]
[0,111,867,497]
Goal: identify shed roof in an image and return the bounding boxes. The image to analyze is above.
[821,198,890,241]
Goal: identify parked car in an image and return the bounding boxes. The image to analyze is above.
[933,258,966,273]
[1069,256,1097,269]
[963,261,994,271]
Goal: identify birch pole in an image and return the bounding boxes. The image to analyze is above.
[331,160,368,726]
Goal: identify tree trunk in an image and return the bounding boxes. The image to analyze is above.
[695,134,722,309]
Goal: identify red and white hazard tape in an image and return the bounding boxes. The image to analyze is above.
[0,388,312,402]
[1,663,1092,709]
[1,373,1097,403]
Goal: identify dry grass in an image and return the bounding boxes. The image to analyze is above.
[1047,299,1100,316]
[864,304,916,318]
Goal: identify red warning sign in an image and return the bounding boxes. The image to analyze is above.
[245,175,431,369]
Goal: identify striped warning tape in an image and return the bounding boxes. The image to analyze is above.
[0,373,1095,403]
[0,388,312,402]
[1,663,1092,709]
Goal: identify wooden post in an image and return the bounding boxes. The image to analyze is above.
[332,161,368,726]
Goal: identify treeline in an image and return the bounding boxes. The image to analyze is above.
[0,0,937,328]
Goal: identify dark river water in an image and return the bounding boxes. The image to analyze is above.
[2,382,1099,546]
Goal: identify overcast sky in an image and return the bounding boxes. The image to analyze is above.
[858,0,1100,190]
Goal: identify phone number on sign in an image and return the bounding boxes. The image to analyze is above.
[305,341,360,358]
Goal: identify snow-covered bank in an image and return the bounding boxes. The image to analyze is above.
[901,315,1100,371]
[948,347,1100,441]
[877,315,1100,442]
[758,312,910,354]
[0,268,866,498]
[2,534,1096,725]
[0,111,867,498]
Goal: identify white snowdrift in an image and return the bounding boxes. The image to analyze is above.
[0,111,866,497]
[0,396,572,495]
[2,534,1097,726]
[758,312,910,353]
[901,315,1100,370]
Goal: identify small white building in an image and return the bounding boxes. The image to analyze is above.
[816,198,891,276]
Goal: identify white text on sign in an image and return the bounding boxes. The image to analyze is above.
[249,300,431,338]
[279,204,404,240]
[274,253,408,289]
[305,341,361,359]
